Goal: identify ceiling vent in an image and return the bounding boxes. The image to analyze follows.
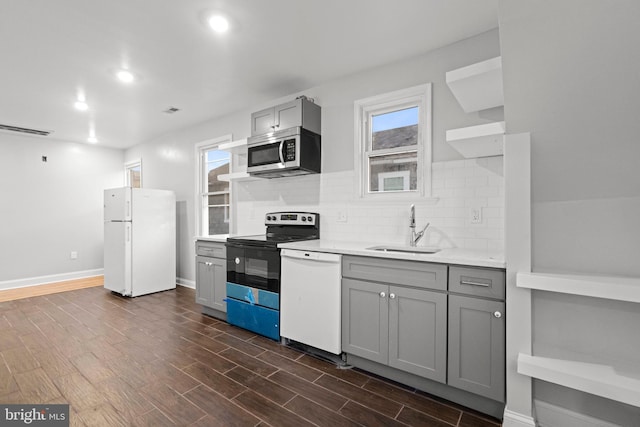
[163,107,180,114]
[0,123,52,136]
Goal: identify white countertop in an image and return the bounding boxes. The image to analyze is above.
[195,234,228,243]
[278,239,505,269]
[195,235,505,268]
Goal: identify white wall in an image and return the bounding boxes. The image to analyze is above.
[0,133,123,287]
[499,1,640,424]
[125,29,502,284]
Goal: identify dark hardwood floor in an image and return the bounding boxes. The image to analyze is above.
[0,286,501,426]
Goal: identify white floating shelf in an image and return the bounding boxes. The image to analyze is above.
[517,272,640,303]
[518,353,640,408]
[218,172,256,182]
[218,138,247,151]
[446,57,504,113]
[446,121,504,158]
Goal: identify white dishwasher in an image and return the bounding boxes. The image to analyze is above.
[280,249,342,355]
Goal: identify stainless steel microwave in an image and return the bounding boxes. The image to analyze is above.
[247,127,321,178]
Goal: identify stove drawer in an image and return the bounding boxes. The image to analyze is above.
[226,283,279,310]
[226,298,279,341]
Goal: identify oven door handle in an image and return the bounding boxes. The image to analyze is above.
[278,140,285,164]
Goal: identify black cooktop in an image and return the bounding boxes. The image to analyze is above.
[226,212,319,248]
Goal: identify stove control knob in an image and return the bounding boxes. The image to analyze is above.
[307,216,313,222]
[301,216,307,221]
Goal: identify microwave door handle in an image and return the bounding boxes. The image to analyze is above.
[278,140,285,164]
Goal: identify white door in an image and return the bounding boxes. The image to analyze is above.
[104,221,132,295]
[129,188,176,296]
[104,187,132,221]
[280,250,342,354]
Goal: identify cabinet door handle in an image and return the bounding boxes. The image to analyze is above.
[494,311,502,318]
[389,293,396,299]
[460,280,490,287]
[205,262,213,266]
[379,292,386,298]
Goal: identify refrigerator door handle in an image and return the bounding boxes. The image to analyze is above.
[126,224,130,242]
[126,200,131,219]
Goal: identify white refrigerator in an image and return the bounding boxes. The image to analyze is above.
[103,187,176,297]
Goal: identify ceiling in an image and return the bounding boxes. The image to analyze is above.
[0,0,498,149]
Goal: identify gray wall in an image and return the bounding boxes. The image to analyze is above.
[0,133,123,286]
[125,29,501,284]
[499,0,640,424]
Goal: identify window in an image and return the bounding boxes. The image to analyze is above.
[354,84,432,198]
[124,160,142,188]
[196,135,231,236]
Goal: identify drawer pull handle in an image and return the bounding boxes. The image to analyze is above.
[379,292,386,298]
[460,280,490,287]
[494,311,502,318]
[389,293,396,299]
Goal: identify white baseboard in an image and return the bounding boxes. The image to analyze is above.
[534,400,621,427]
[0,269,104,291]
[177,277,195,289]
[502,408,536,427]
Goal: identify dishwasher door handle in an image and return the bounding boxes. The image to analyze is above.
[281,249,341,263]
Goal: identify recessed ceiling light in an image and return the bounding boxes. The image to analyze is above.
[116,69,135,83]
[87,136,98,144]
[74,101,89,111]
[208,15,229,33]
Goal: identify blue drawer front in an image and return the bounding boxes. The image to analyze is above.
[226,298,279,341]
[226,282,279,310]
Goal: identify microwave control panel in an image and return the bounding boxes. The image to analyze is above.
[283,139,296,161]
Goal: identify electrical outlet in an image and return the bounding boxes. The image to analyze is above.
[470,208,482,224]
[70,251,78,260]
[337,211,348,222]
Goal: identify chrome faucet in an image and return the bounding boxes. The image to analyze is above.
[409,204,430,247]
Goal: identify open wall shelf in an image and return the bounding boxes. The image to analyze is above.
[216,138,258,182]
[516,271,640,409]
[446,56,504,113]
[446,121,504,158]
[517,272,640,303]
[518,353,640,408]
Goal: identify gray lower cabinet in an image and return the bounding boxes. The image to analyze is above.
[195,241,227,314]
[342,256,506,408]
[448,266,506,402]
[389,285,447,382]
[342,278,388,364]
[342,273,447,383]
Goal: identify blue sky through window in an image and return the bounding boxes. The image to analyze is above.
[206,149,230,173]
[372,106,418,132]
[207,149,229,163]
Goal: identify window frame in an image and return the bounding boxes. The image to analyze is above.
[124,159,142,188]
[195,134,232,237]
[354,83,432,199]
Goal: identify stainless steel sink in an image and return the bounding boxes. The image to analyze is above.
[366,245,441,254]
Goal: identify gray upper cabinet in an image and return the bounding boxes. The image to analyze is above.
[250,97,321,136]
[448,294,505,402]
[342,256,447,383]
[195,241,227,314]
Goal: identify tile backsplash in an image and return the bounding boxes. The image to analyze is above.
[235,156,504,252]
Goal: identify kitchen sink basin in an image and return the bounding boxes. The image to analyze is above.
[366,245,441,254]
